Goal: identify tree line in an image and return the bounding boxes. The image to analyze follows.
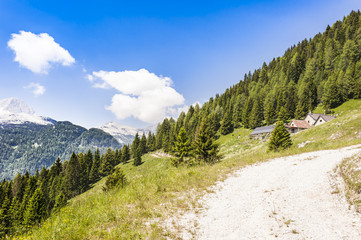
[0,146,134,237]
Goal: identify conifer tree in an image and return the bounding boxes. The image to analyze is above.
[78,154,89,193]
[242,97,253,128]
[114,149,122,166]
[172,127,192,165]
[89,149,101,184]
[64,152,80,197]
[0,197,11,236]
[121,145,131,163]
[100,149,114,177]
[140,133,147,154]
[23,188,45,226]
[146,132,152,152]
[268,121,292,151]
[278,106,288,123]
[133,146,142,166]
[53,192,67,212]
[264,93,277,125]
[193,117,219,163]
[50,158,62,177]
[9,197,21,229]
[220,107,233,135]
[131,133,140,157]
[12,173,25,201]
[249,97,264,129]
[83,150,93,177]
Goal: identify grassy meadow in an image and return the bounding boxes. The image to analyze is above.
[22,99,361,239]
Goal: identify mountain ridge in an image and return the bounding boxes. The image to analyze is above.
[0,98,124,179]
[98,121,153,145]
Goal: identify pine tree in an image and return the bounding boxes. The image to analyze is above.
[242,97,253,128]
[0,197,11,236]
[64,152,80,197]
[264,93,277,125]
[114,149,122,166]
[220,107,234,135]
[131,133,140,157]
[78,153,89,193]
[89,149,101,184]
[83,150,94,177]
[9,197,21,229]
[121,145,131,163]
[100,148,114,177]
[140,133,147,154]
[53,192,67,212]
[249,97,263,129]
[50,157,62,177]
[133,146,142,166]
[193,117,219,163]
[146,132,154,152]
[268,121,292,151]
[23,188,45,226]
[278,106,288,123]
[172,127,192,165]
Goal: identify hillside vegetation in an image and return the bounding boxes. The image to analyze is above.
[23,99,361,239]
[0,122,121,179]
[339,151,361,212]
[151,10,361,157]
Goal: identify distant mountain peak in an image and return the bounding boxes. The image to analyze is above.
[98,122,153,145]
[0,97,54,125]
[0,97,35,114]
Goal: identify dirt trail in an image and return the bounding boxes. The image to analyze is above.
[173,145,361,240]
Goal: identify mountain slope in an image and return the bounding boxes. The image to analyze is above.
[0,98,122,180]
[0,121,122,179]
[25,99,361,239]
[151,10,361,156]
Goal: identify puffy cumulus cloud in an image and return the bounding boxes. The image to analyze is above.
[8,31,75,74]
[24,82,46,97]
[89,68,185,124]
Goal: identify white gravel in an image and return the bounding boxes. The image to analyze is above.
[175,145,361,240]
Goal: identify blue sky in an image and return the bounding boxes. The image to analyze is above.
[0,0,360,128]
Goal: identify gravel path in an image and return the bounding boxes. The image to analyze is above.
[175,145,361,240]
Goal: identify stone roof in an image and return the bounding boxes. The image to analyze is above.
[307,113,335,122]
[318,114,336,122]
[287,120,310,129]
[250,125,275,135]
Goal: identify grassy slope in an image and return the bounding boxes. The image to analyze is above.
[339,153,361,212]
[24,100,361,239]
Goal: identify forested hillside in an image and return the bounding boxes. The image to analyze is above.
[0,122,121,180]
[153,10,361,153]
[0,148,128,237]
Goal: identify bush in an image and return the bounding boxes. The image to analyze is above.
[102,168,127,192]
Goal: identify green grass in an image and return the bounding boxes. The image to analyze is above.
[339,153,361,212]
[24,99,361,239]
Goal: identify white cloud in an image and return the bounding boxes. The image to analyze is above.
[8,31,75,74]
[24,82,46,97]
[89,68,185,124]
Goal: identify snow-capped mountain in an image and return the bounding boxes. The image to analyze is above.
[98,121,153,145]
[0,98,54,125]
